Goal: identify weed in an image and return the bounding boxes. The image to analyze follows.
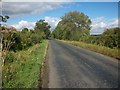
[3,40,48,88]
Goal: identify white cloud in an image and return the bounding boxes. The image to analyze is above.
[91,17,118,34]
[2,2,63,17]
[11,17,118,34]
[109,19,118,28]
[3,0,70,2]
[91,17,105,24]
[11,17,61,31]
[44,16,61,31]
[3,0,119,2]
[12,20,35,31]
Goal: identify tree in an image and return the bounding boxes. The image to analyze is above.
[102,27,119,48]
[0,15,10,64]
[0,15,10,51]
[21,28,29,33]
[9,32,22,51]
[34,19,51,39]
[53,11,92,40]
[0,15,10,23]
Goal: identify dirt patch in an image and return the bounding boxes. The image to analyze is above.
[38,44,49,88]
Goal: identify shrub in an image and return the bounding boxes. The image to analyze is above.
[5,52,16,63]
[31,33,42,44]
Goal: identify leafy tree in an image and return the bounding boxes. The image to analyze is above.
[81,27,119,48]
[34,19,51,39]
[53,11,91,40]
[103,28,119,36]
[30,30,44,44]
[102,27,119,48]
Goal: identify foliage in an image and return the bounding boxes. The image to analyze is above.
[3,40,48,88]
[1,16,49,88]
[80,27,119,48]
[52,11,92,40]
[1,27,45,52]
[102,27,119,48]
[0,15,10,23]
[52,11,119,49]
[35,19,51,39]
[2,29,17,51]
[5,51,16,64]
[1,18,50,52]
[21,28,29,33]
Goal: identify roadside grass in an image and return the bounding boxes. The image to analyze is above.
[61,40,119,60]
[3,40,48,88]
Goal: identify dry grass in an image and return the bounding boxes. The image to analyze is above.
[3,40,48,88]
[61,40,119,60]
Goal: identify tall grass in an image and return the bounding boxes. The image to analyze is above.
[61,40,119,60]
[3,40,48,88]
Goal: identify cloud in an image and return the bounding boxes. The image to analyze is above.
[12,20,35,31]
[11,17,61,31]
[11,16,118,34]
[44,16,61,31]
[91,17,118,34]
[3,0,70,2]
[109,19,118,28]
[2,2,63,17]
[72,0,119,2]
[3,0,119,2]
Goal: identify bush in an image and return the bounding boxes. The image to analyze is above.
[2,27,46,52]
[30,33,42,44]
[10,33,23,51]
[5,52,16,63]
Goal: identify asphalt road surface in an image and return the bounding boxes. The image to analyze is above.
[48,40,119,88]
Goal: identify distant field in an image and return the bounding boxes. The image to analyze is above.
[3,40,48,88]
[61,40,119,60]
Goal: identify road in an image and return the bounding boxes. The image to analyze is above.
[47,40,119,88]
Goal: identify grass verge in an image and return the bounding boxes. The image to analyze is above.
[61,40,119,60]
[3,40,48,88]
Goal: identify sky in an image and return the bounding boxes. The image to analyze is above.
[1,0,119,34]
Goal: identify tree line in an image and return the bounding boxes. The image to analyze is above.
[52,11,119,49]
[0,16,51,64]
[1,19,51,52]
[0,11,119,52]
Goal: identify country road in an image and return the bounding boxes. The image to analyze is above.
[47,39,119,88]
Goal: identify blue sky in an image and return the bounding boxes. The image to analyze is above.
[2,2,118,34]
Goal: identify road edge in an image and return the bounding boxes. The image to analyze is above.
[39,40,49,88]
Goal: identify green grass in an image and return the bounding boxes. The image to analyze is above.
[61,40,119,60]
[3,40,48,88]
